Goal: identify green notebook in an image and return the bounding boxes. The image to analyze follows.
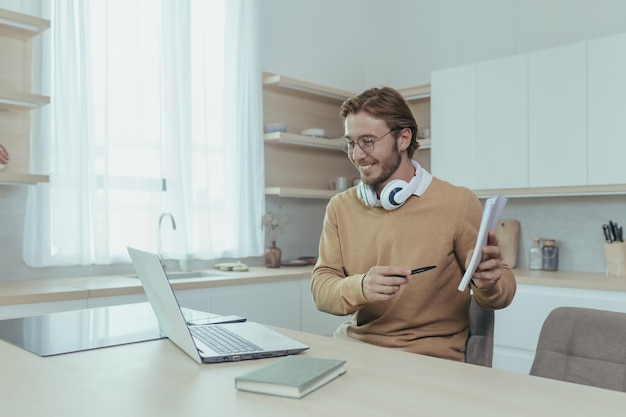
[234,356,347,399]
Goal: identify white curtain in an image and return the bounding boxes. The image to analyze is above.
[23,0,264,266]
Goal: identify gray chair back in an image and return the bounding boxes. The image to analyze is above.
[465,295,495,367]
[530,306,626,392]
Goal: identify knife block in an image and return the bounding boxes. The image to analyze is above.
[603,242,626,277]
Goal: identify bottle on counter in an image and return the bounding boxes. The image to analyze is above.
[529,237,543,270]
[542,239,559,271]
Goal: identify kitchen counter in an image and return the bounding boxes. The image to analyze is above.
[0,266,314,307]
[0,267,624,308]
[513,269,626,292]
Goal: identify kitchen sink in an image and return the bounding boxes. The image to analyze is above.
[129,271,223,280]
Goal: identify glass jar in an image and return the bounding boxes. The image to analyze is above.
[529,237,543,270]
[542,239,559,271]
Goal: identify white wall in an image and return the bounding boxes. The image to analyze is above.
[263,0,626,89]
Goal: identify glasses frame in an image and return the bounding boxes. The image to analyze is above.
[341,128,397,155]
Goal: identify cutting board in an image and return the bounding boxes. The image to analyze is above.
[495,219,520,268]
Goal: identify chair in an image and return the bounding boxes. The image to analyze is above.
[530,307,626,392]
[465,295,495,367]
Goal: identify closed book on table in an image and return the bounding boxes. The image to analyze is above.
[234,356,347,399]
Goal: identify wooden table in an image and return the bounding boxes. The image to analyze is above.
[0,305,624,417]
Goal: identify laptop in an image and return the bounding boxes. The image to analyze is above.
[127,247,308,363]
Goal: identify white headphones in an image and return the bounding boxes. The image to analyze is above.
[357,160,432,210]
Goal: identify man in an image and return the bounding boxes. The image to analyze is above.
[311,86,516,362]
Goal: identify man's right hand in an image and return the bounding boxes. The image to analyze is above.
[362,266,411,302]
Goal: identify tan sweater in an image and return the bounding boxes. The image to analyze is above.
[311,177,516,362]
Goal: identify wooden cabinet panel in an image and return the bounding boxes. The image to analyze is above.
[0,8,50,185]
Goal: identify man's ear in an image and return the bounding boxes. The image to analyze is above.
[398,127,412,152]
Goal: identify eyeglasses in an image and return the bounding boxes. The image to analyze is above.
[341,128,396,154]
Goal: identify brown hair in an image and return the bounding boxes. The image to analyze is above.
[339,87,419,157]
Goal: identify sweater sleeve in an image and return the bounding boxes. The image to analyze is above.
[455,191,517,311]
[470,265,517,310]
[311,199,368,316]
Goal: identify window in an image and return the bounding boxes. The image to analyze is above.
[24,0,264,266]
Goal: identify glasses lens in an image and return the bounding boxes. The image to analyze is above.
[341,141,353,154]
[361,140,375,153]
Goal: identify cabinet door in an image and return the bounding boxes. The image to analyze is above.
[299,279,348,336]
[588,33,626,185]
[493,284,626,375]
[204,281,301,330]
[528,42,587,187]
[431,64,476,188]
[475,54,529,189]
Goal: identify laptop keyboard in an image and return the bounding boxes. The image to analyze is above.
[190,325,261,354]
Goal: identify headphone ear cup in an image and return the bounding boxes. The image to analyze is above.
[357,181,379,207]
[380,179,409,210]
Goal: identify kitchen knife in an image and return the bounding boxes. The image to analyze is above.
[603,224,612,243]
[609,221,620,242]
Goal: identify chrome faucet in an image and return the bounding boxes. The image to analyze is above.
[157,212,177,260]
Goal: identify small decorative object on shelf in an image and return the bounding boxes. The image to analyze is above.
[264,241,282,268]
[261,212,286,268]
[0,144,9,171]
[542,239,559,271]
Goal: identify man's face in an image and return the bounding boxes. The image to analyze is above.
[344,112,401,192]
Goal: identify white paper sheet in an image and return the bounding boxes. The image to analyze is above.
[457,195,508,292]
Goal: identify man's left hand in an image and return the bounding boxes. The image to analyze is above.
[469,231,503,290]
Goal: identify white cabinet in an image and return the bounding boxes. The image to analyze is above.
[432,40,607,195]
[431,64,477,188]
[493,284,626,374]
[528,42,587,187]
[588,32,626,185]
[475,54,528,189]
[299,279,348,336]
[204,281,301,330]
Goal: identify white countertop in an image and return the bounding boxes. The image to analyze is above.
[0,267,624,307]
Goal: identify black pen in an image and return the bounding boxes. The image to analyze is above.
[392,265,437,277]
[410,265,437,275]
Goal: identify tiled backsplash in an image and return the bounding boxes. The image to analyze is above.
[2,186,624,281]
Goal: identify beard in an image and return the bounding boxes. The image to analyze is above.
[361,141,402,189]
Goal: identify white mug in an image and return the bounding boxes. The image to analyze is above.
[330,176,348,192]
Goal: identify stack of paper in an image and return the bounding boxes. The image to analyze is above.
[457,195,508,292]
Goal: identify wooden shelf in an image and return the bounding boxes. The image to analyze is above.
[475,183,626,199]
[264,132,342,151]
[264,132,431,151]
[0,172,49,185]
[265,187,340,199]
[398,84,431,101]
[0,90,50,110]
[418,138,431,150]
[263,73,354,105]
[0,8,49,39]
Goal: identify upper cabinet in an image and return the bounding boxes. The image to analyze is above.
[476,54,528,189]
[0,8,50,185]
[431,36,626,198]
[262,73,431,199]
[528,42,587,188]
[431,64,476,188]
[587,32,626,185]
